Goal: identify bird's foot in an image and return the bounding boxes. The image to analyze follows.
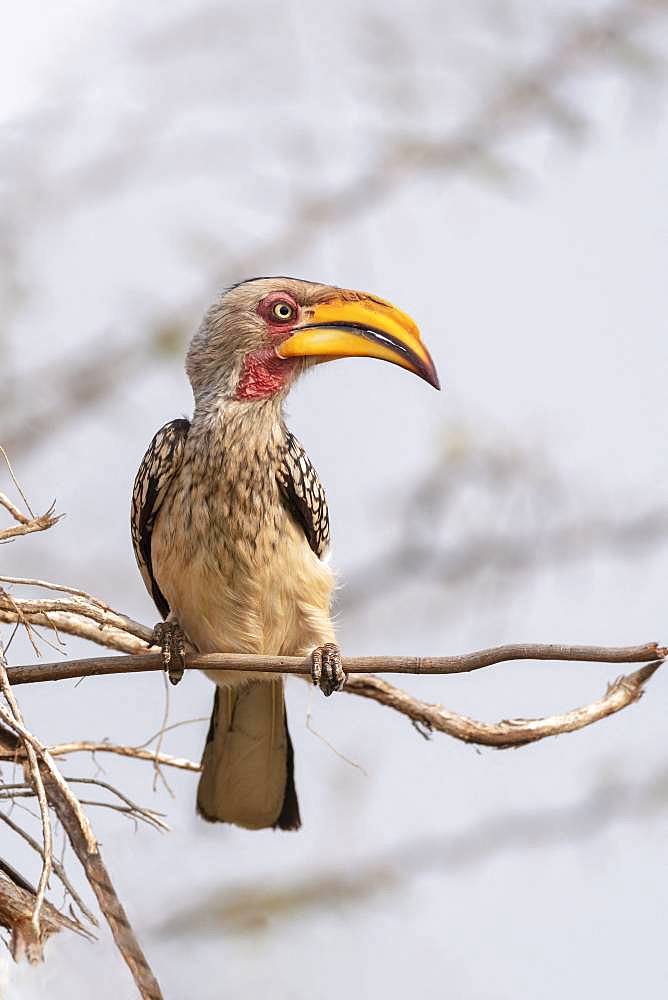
[152,620,187,686]
[311,643,346,697]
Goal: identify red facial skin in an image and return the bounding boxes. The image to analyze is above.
[234,292,301,401]
[234,348,298,400]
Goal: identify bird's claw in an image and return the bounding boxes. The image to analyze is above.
[152,621,187,686]
[311,643,346,697]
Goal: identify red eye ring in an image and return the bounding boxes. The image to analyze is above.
[258,291,299,327]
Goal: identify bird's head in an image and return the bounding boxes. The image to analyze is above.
[186,276,440,406]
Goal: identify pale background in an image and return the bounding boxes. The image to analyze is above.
[1,1,667,997]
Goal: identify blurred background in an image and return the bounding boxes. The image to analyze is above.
[1,0,667,996]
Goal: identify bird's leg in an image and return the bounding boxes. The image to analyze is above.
[311,643,346,697]
[152,620,188,686]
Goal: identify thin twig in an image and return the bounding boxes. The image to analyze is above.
[151,673,173,795]
[134,715,209,751]
[62,777,170,832]
[0,780,169,832]
[0,595,151,644]
[0,576,111,610]
[40,741,200,773]
[0,446,35,518]
[0,607,151,655]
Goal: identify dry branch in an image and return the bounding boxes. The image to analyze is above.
[4,641,664,683]
[0,640,52,941]
[0,502,61,543]
[0,506,664,751]
[0,811,98,927]
[1,638,664,751]
[0,461,167,991]
[0,714,163,997]
[0,874,92,964]
[345,662,662,747]
[43,742,200,773]
[39,766,163,1000]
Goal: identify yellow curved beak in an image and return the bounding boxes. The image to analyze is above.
[276,295,440,389]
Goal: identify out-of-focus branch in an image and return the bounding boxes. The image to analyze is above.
[340,508,668,614]
[0,331,172,459]
[337,427,668,614]
[159,766,668,936]
[4,0,667,458]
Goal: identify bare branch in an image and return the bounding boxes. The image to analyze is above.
[0,595,152,644]
[0,607,152,655]
[345,661,662,748]
[40,771,163,998]
[1,549,664,749]
[40,741,199,774]
[0,575,112,609]
[0,505,62,543]
[1,640,664,751]
[62,777,170,833]
[0,492,31,526]
[0,779,169,833]
[0,714,163,997]
[4,642,663,682]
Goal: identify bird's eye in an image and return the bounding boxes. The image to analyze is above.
[272,301,296,322]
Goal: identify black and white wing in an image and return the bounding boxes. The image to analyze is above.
[131,418,190,619]
[276,431,330,558]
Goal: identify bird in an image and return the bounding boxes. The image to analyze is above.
[131,277,439,831]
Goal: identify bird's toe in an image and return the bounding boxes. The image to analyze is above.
[152,621,187,685]
[311,643,346,697]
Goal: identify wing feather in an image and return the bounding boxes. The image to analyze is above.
[131,418,190,619]
[276,432,330,559]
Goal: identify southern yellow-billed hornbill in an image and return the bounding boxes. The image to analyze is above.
[131,277,439,830]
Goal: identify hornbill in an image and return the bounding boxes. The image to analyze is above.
[131,277,439,831]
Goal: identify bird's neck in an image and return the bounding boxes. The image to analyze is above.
[188,396,286,477]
